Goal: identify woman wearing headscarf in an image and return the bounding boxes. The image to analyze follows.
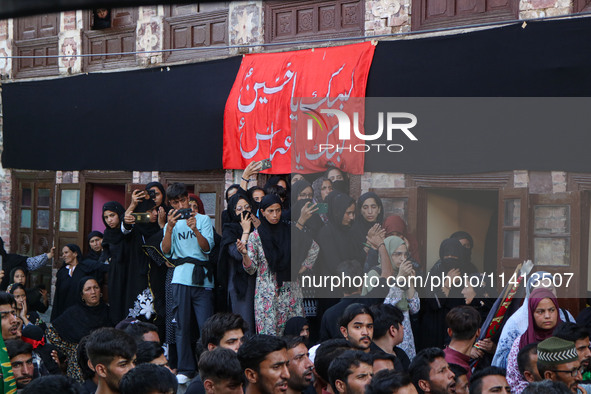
[450,230,474,263]
[291,197,323,327]
[312,176,333,224]
[47,276,113,382]
[384,215,420,266]
[51,243,104,321]
[506,288,563,393]
[415,238,471,351]
[128,183,169,333]
[492,272,574,368]
[284,316,311,346]
[286,179,315,221]
[264,175,289,194]
[0,236,55,291]
[238,194,317,335]
[8,266,49,314]
[265,175,290,211]
[292,180,314,203]
[221,184,241,227]
[381,236,420,359]
[84,231,104,262]
[10,283,46,331]
[316,192,366,277]
[219,191,258,333]
[325,166,349,193]
[100,200,153,324]
[353,192,385,249]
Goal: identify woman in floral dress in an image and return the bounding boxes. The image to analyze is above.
[238,194,318,335]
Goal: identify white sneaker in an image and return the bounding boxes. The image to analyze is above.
[177,374,191,385]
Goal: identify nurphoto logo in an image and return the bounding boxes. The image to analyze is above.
[304,108,418,153]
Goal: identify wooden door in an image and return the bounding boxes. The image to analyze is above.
[497,187,529,281]
[529,192,586,314]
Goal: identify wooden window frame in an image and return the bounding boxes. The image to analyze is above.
[11,171,56,257]
[264,0,364,45]
[411,0,519,31]
[529,192,585,313]
[55,183,86,260]
[408,172,512,273]
[163,6,229,63]
[81,8,138,72]
[13,14,59,79]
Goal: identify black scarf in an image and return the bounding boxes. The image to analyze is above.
[291,199,323,267]
[219,191,253,298]
[325,167,349,193]
[258,195,291,285]
[284,316,308,336]
[134,182,168,239]
[352,192,384,245]
[291,180,312,205]
[101,201,125,245]
[51,276,112,343]
[450,230,474,262]
[317,192,364,275]
[84,231,103,261]
[0,237,28,291]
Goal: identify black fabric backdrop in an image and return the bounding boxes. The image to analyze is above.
[2,56,242,171]
[2,16,591,173]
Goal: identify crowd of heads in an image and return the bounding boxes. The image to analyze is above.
[3,165,591,394]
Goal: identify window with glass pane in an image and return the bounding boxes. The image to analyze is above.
[59,189,80,232]
[22,188,32,207]
[37,210,50,229]
[502,199,521,258]
[60,190,80,209]
[59,211,79,232]
[38,189,50,207]
[534,237,570,266]
[533,204,570,266]
[504,199,520,227]
[503,230,520,258]
[21,210,32,228]
[534,206,570,234]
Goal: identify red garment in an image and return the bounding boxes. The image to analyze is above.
[518,288,562,350]
[383,215,420,264]
[444,346,472,379]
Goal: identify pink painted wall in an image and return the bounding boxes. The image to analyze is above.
[91,185,126,233]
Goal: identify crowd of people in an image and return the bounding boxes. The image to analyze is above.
[0,161,590,394]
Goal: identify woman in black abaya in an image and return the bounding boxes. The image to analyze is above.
[127,182,168,330]
[51,243,104,321]
[100,201,153,324]
[219,192,258,332]
[47,276,112,381]
[415,238,475,351]
[316,192,365,277]
[352,192,385,249]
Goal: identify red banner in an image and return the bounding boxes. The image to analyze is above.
[223,42,376,174]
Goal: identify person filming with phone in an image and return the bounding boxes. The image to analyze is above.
[161,182,215,385]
